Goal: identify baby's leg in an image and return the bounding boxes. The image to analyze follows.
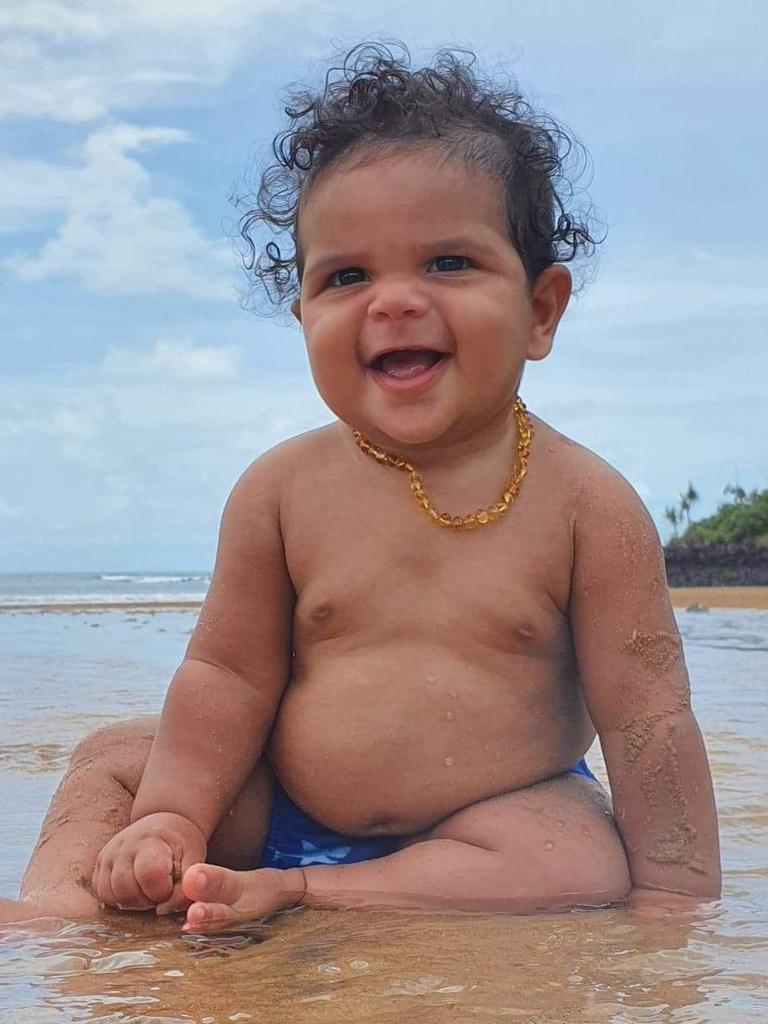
[181,773,631,929]
[0,717,272,923]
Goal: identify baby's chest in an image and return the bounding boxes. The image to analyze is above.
[288,517,573,656]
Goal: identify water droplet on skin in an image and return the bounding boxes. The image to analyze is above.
[544,840,555,851]
[444,756,455,767]
[426,675,437,684]
[445,710,456,721]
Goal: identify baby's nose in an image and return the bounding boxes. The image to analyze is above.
[367,278,430,320]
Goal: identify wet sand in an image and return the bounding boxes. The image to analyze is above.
[669,586,768,611]
[1,606,767,1020]
[3,586,768,614]
[0,601,202,613]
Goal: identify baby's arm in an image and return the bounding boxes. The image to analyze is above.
[569,458,721,908]
[93,450,294,910]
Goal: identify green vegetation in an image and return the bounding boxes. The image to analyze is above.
[666,484,768,546]
[663,481,699,541]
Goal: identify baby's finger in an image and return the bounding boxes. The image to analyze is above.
[91,856,117,907]
[133,838,175,904]
[109,854,155,910]
[156,834,206,916]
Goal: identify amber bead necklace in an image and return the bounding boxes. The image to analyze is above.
[352,396,533,530]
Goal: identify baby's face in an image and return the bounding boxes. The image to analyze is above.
[294,150,569,450]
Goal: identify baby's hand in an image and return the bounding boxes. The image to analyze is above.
[92,812,207,915]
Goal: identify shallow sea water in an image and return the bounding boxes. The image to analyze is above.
[0,607,766,1023]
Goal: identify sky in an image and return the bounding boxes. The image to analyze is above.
[1,1,766,572]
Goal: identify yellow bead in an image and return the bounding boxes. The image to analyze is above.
[439,512,452,526]
[476,510,489,524]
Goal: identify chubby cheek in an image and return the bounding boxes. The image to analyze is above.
[303,335,361,420]
[451,307,524,386]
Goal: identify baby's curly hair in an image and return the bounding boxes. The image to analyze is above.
[235,41,599,311]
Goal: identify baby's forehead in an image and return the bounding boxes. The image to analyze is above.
[299,149,507,236]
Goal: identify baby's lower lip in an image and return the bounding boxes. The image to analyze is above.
[367,354,449,394]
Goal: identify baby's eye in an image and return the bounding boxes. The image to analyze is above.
[428,255,473,273]
[328,267,367,288]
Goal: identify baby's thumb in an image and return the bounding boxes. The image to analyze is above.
[155,836,207,916]
[134,838,175,905]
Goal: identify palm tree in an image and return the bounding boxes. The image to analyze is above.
[679,481,699,527]
[664,505,680,540]
[724,483,747,505]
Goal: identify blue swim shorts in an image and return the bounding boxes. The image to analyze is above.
[257,758,598,870]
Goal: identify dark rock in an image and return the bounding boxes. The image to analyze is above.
[664,540,768,587]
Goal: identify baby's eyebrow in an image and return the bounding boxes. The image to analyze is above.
[304,236,498,278]
[424,236,498,258]
[303,250,368,279]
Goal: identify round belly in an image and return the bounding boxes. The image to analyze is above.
[267,655,593,836]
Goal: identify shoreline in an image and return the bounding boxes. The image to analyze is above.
[2,586,768,614]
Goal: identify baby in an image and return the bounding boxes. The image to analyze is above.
[3,43,720,930]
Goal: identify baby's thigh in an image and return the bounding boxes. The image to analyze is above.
[417,774,630,906]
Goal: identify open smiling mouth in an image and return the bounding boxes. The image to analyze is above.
[369,349,448,381]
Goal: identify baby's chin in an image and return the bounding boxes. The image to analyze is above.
[356,417,460,454]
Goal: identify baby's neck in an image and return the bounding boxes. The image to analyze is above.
[348,398,525,478]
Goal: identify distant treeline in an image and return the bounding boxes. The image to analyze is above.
[663,486,768,586]
[673,486,768,547]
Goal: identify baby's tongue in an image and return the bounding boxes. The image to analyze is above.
[378,349,439,379]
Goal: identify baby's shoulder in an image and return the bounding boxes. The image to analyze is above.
[533,418,650,525]
[232,423,340,500]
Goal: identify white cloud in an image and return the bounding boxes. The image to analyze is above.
[1,122,232,298]
[0,336,328,553]
[103,337,243,381]
[570,247,768,335]
[0,0,322,123]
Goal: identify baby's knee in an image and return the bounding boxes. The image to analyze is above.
[70,716,159,790]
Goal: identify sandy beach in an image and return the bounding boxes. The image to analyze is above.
[669,586,768,611]
[3,586,768,614]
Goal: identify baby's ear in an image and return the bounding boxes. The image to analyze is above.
[527,265,571,361]
[291,298,302,323]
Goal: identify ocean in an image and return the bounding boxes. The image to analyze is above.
[0,572,210,608]
[0,593,766,1021]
